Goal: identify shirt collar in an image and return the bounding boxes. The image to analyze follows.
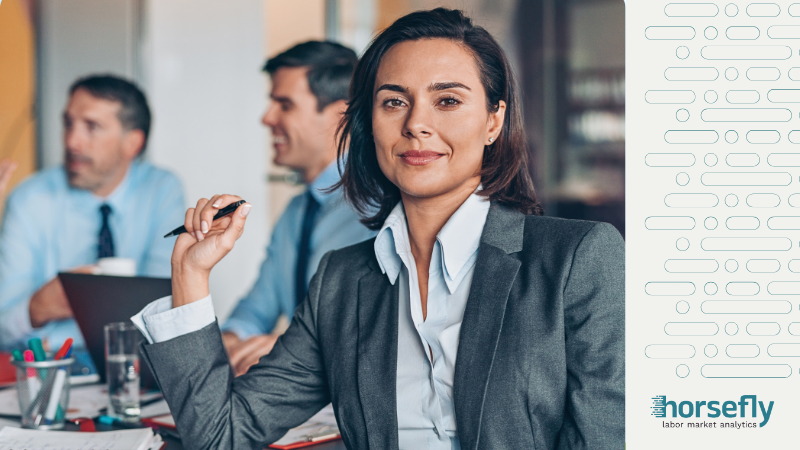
[65,160,139,213]
[101,160,139,212]
[373,201,407,285]
[308,159,344,206]
[436,190,490,292]
[373,189,491,293]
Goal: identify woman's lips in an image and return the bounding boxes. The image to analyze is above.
[399,150,444,166]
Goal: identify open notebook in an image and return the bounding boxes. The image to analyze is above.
[0,427,163,450]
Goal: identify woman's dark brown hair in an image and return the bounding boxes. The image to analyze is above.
[337,7,542,230]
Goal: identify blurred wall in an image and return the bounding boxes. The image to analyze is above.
[142,0,268,320]
[0,0,37,202]
[36,0,141,168]
[263,0,325,226]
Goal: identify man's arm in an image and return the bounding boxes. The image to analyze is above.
[0,188,47,347]
[220,201,301,374]
[140,252,333,450]
[221,199,301,340]
[557,222,625,450]
[220,234,286,375]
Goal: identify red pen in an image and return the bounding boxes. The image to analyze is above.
[54,338,73,360]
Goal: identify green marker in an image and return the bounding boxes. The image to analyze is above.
[27,338,46,362]
[11,349,23,361]
[28,338,48,380]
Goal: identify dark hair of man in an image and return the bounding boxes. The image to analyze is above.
[69,74,151,155]
[335,8,543,230]
[263,40,358,112]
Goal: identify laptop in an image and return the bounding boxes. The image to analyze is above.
[59,273,172,387]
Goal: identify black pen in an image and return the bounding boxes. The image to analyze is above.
[163,200,247,238]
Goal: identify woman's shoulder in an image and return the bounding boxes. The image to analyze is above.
[524,215,621,237]
[318,237,378,278]
[520,215,624,255]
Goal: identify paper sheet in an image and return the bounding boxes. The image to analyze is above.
[271,404,339,446]
[0,426,156,450]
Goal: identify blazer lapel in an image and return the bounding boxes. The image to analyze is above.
[357,268,400,450]
[454,203,525,450]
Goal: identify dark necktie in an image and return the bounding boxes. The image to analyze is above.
[295,192,320,305]
[98,204,115,259]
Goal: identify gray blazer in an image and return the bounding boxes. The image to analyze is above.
[141,203,625,450]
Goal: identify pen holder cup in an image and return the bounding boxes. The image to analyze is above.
[11,357,74,429]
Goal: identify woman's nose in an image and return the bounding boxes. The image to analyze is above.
[402,103,433,139]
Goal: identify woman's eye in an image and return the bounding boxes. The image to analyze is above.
[385,99,405,108]
[439,97,460,107]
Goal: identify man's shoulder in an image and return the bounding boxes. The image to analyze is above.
[7,166,66,206]
[131,161,183,191]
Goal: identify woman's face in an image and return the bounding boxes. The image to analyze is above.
[372,38,505,201]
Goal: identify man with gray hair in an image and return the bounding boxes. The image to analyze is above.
[0,74,185,358]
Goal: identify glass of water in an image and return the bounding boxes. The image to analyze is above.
[104,322,141,422]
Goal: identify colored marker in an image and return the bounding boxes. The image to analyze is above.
[98,415,142,428]
[43,363,67,425]
[54,338,73,360]
[22,350,40,402]
[27,338,46,362]
[11,349,23,362]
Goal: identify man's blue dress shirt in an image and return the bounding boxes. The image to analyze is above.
[0,160,185,351]
[221,161,376,339]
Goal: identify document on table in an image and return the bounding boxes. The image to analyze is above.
[0,427,162,450]
[627,0,800,447]
[269,404,340,449]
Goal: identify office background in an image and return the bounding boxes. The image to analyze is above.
[0,0,624,322]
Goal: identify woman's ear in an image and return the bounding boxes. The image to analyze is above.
[486,100,506,144]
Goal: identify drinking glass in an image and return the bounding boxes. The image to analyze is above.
[104,322,141,422]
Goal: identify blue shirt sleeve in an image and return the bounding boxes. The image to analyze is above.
[221,202,297,339]
[0,186,48,348]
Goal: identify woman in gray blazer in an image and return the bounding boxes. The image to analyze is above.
[135,8,624,450]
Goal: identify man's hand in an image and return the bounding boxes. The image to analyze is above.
[225,333,279,376]
[221,331,241,351]
[29,265,97,328]
[0,159,17,198]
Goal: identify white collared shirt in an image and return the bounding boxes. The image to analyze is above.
[374,191,489,450]
[131,191,490,450]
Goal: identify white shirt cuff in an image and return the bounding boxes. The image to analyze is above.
[131,295,216,344]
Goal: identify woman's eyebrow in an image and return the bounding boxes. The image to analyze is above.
[375,82,471,94]
[375,84,408,94]
[429,81,471,92]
